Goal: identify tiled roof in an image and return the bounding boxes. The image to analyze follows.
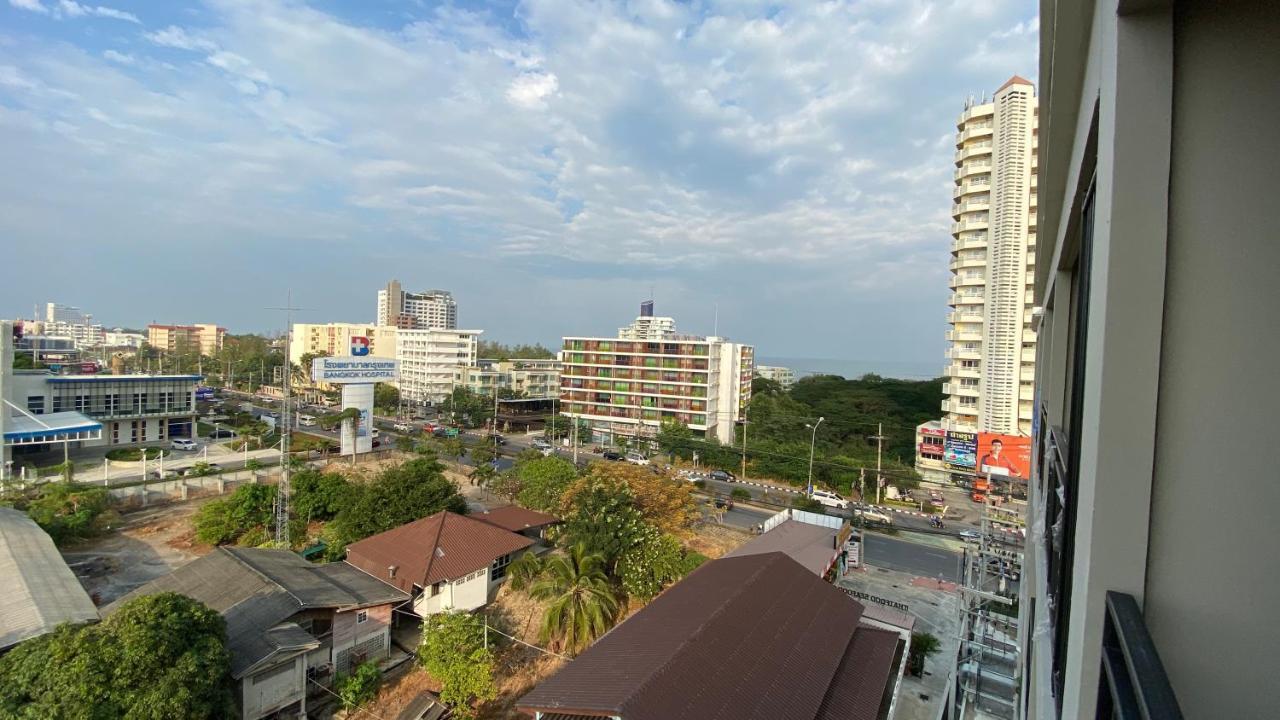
[345,511,533,593]
[815,625,902,720]
[999,74,1034,91]
[518,552,899,720]
[0,508,99,650]
[471,505,560,533]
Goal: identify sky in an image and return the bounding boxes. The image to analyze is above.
[0,0,1037,374]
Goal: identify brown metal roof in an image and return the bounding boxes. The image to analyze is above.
[723,519,839,576]
[472,505,560,533]
[518,552,898,720]
[345,511,533,593]
[815,625,902,720]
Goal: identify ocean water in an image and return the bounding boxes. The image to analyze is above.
[756,356,943,381]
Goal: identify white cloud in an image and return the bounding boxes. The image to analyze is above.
[145,25,218,52]
[506,72,558,109]
[102,49,135,65]
[8,0,47,13]
[55,1,139,23]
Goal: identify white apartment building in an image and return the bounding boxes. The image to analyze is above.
[44,303,88,325]
[103,330,145,349]
[754,365,796,389]
[376,279,457,330]
[944,76,1038,437]
[289,323,398,367]
[617,301,676,340]
[561,308,754,445]
[396,329,480,405]
[147,324,226,356]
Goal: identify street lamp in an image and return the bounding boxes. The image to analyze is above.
[805,416,825,495]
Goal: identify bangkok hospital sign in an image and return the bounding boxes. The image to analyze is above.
[311,357,399,383]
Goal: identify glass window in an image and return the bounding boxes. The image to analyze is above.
[26,396,44,415]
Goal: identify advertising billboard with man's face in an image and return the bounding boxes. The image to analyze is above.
[977,433,1032,480]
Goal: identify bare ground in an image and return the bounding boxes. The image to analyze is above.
[62,499,217,606]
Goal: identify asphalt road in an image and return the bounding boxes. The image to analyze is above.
[864,534,962,582]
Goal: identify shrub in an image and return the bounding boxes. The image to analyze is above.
[18,483,115,546]
[335,661,382,710]
[908,631,942,676]
[419,613,496,719]
[730,487,752,501]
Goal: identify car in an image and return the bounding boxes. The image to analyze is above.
[484,433,507,446]
[170,438,198,451]
[432,427,460,438]
[602,450,624,461]
[929,490,945,505]
[150,469,178,480]
[393,422,413,433]
[809,489,848,509]
[624,452,650,466]
[708,469,736,483]
[959,529,982,543]
[206,428,237,440]
[298,414,318,427]
[531,437,552,450]
[855,509,894,525]
[712,495,735,510]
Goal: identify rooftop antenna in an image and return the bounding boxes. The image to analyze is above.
[265,292,315,548]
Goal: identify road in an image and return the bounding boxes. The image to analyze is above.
[864,534,962,582]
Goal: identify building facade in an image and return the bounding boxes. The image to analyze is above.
[103,330,145,348]
[453,359,561,399]
[147,324,226,356]
[560,318,753,445]
[376,279,457,330]
[617,301,676,340]
[396,328,480,405]
[44,303,88,325]
[289,323,398,368]
[754,364,796,389]
[944,76,1038,437]
[993,4,1279,720]
[11,373,199,448]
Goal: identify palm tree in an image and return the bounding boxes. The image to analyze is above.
[506,552,546,592]
[529,544,620,655]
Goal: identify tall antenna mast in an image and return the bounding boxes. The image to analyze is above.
[266,293,312,548]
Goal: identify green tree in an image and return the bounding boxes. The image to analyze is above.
[395,434,415,452]
[334,661,382,710]
[16,483,114,546]
[529,545,620,655]
[791,495,825,513]
[441,436,466,463]
[730,487,752,501]
[506,551,547,592]
[0,592,235,718]
[419,612,497,720]
[616,529,688,601]
[468,444,497,487]
[656,418,696,461]
[329,457,468,548]
[476,341,555,360]
[291,468,353,521]
[908,631,942,676]
[445,387,493,428]
[193,483,276,545]
[374,382,400,412]
[515,455,578,512]
[559,476,650,569]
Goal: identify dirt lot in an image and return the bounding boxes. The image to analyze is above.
[62,499,216,606]
[685,520,752,558]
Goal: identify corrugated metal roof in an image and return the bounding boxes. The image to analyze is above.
[0,508,99,649]
[519,552,896,720]
[814,625,902,720]
[345,511,533,592]
[471,505,560,532]
[3,411,102,442]
[104,547,408,677]
[723,519,839,576]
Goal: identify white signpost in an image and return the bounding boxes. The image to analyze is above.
[311,343,399,456]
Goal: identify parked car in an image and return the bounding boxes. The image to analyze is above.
[708,469,736,483]
[809,489,848,510]
[206,428,237,440]
[624,452,650,466]
[298,414,318,427]
[602,450,624,461]
[170,438,198,451]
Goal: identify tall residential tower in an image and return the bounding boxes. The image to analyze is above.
[944,76,1038,436]
[376,280,457,330]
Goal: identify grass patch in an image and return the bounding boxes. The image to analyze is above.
[105,447,165,462]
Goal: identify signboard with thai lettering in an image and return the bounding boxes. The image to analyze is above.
[841,587,910,613]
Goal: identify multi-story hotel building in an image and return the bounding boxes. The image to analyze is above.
[454,359,561,399]
[396,328,480,405]
[560,307,753,445]
[376,279,457,330]
[944,76,1038,437]
[147,323,226,356]
[754,365,796,389]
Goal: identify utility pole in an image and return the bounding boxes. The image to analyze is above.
[740,409,748,482]
[870,422,887,505]
[571,417,579,465]
[266,293,311,548]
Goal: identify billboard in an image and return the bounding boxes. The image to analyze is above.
[312,357,399,384]
[944,431,977,468]
[977,433,1032,480]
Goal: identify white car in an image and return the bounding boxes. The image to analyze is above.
[298,415,318,427]
[531,438,552,450]
[393,422,413,433]
[170,438,198,451]
[959,529,982,543]
[809,489,848,509]
[625,452,650,466]
[855,509,894,525]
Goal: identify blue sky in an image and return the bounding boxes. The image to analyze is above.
[0,0,1037,374]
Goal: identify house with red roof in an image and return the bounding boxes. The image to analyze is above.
[344,510,535,616]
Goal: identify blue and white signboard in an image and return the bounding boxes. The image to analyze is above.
[311,357,399,384]
[310,337,399,456]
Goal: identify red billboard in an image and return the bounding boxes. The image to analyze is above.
[977,433,1032,480]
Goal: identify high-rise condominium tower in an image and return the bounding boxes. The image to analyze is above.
[376,280,457,330]
[944,75,1038,436]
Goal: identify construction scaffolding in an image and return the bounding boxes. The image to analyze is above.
[944,481,1026,720]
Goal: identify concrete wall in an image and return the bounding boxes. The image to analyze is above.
[332,604,392,674]
[414,569,489,615]
[241,655,305,720]
[1141,3,1280,718]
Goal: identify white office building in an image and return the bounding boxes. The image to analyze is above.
[44,303,88,325]
[754,365,796,389]
[396,329,481,405]
[376,279,457,330]
[617,301,676,340]
[944,76,1039,437]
